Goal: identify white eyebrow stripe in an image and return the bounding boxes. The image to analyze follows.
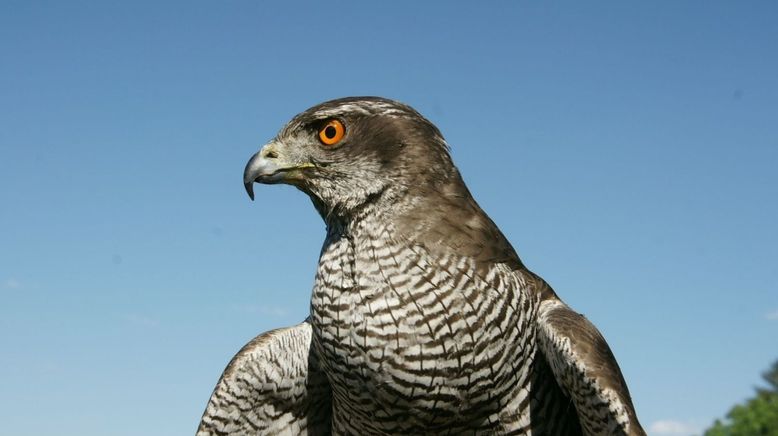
[313,101,414,119]
[315,104,372,117]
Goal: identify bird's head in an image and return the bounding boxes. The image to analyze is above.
[244,97,460,221]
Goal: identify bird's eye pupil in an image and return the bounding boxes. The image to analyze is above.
[325,126,337,139]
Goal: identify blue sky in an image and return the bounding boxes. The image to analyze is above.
[1,1,776,435]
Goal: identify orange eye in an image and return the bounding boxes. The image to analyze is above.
[318,119,345,145]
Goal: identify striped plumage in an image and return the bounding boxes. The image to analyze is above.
[198,322,331,434]
[198,97,645,435]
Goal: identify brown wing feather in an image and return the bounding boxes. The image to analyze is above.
[197,320,332,435]
[534,279,645,436]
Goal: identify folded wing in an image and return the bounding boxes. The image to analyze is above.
[197,320,332,435]
[535,289,645,436]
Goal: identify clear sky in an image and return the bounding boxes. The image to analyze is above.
[1,1,776,435]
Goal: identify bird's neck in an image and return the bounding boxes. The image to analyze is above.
[311,182,412,236]
[322,197,399,241]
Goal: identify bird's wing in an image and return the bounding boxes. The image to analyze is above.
[197,320,332,435]
[534,281,645,436]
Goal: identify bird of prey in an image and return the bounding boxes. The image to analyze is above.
[197,97,645,435]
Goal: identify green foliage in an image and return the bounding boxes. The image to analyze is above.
[705,361,778,436]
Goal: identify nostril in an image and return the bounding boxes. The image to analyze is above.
[263,149,278,159]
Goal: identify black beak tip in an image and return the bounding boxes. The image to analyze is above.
[244,181,255,201]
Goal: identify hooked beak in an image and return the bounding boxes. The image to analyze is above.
[243,149,280,201]
[243,142,314,200]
